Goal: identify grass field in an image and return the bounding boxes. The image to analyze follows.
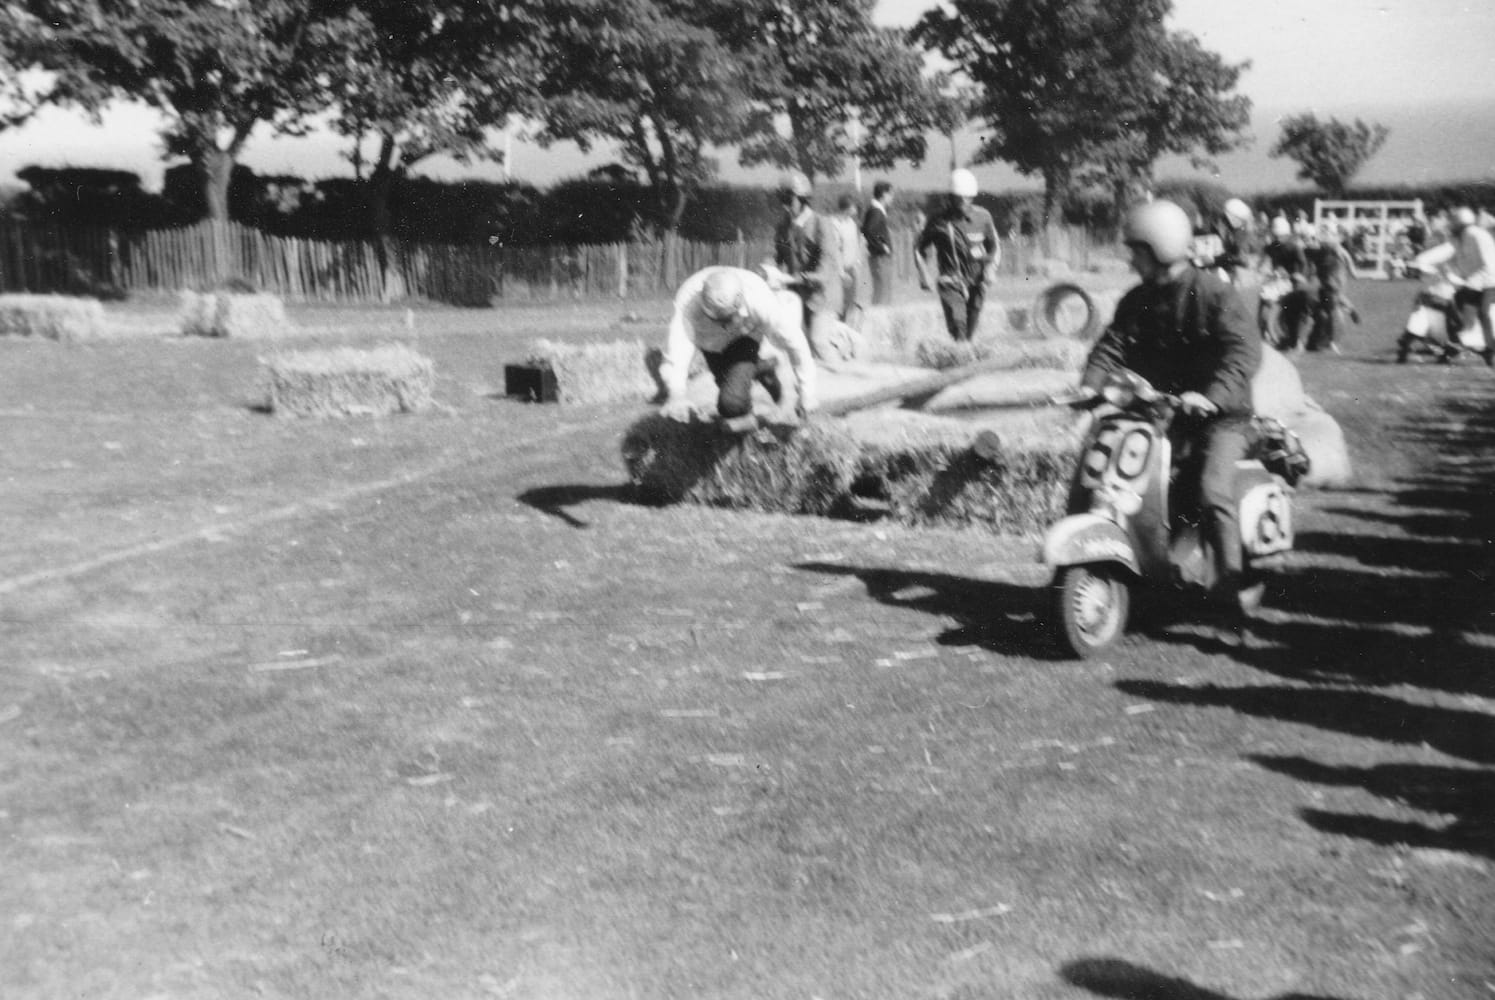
[1,278,1491,1000]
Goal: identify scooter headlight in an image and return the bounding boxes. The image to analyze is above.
[1115,430,1151,479]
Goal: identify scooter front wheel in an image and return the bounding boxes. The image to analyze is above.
[1052,564,1131,658]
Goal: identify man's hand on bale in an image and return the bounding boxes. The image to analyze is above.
[660,398,695,422]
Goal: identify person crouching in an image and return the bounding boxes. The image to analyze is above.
[657,266,819,422]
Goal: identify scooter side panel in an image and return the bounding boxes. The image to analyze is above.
[1236,472,1294,557]
[1042,514,1141,575]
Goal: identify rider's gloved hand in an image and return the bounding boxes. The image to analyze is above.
[1178,391,1218,418]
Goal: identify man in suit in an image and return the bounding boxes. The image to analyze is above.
[861,180,894,306]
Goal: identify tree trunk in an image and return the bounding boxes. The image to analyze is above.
[196,150,235,285]
[367,133,407,303]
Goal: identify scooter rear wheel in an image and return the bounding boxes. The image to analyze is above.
[1052,564,1131,658]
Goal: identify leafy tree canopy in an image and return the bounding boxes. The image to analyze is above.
[915,0,1249,223]
[731,0,947,183]
[1269,113,1389,196]
[10,0,359,220]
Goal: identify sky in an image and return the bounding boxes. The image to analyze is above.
[2,0,1493,196]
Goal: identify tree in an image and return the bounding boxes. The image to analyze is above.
[730,0,946,183]
[321,0,552,296]
[10,0,357,223]
[536,0,753,234]
[1081,31,1252,222]
[1269,113,1389,196]
[914,0,1249,225]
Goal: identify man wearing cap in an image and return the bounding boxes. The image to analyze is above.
[913,169,1001,341]
[772,170,829,337]
[1415,206,1495,365]
[658,266,819,422]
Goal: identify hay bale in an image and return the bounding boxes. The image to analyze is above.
[1251,344,1308,421]
[1289,404,1354,489]
[849,421,1073,536]
[527,338,655,406]
[179,291,290,339]
[0,294,106,341]
[621,414,860,513]
[265,344,434,418]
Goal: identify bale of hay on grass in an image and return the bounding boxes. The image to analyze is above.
[179,290,290,339]
[0,294,106,341]
[528,338,656,405]
[855,430,1074,536]
[265,344,434,418]
[622,414,860,514]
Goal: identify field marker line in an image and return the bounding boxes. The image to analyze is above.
[0,420,600,597]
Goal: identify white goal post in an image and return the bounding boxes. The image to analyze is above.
[1313,198,1425,279]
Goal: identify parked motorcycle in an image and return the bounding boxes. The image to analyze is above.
[1396,269,1493,362]
[1041,370,1302,658]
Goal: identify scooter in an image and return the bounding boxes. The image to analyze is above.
[1396,269,1493,362]
[1041,370,1300,658]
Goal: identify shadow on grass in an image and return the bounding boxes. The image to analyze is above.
[794,561,1069,660]
[1060,957,1349,1000]
[517,483,639,528]
[1251,754,1495,860]
[1121,376,1495,859]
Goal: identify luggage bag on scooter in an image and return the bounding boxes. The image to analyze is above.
[1250,416,1311,487]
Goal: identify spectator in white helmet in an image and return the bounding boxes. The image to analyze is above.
[913,168,1001,341]
[658,266,819,422]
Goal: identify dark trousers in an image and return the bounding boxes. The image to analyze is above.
[1173,416,1254,583]
[1454,286,1495,354]
[702,336,781,418]
[1274,288,1313,350]
[868,254,892,306]
[937,279,986,342]
[1307,273,1350,351]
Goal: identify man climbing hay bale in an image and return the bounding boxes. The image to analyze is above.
[657,266,819,425]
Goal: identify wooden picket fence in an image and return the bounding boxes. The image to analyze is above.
[0,219,1096,304]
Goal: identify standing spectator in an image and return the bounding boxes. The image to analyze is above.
[1415,206,1495,365]
[1213,197,1255,283]
[830,193,863,328]
[771,170,828,339]
[861,180,894,306]
[1306,226,1360,353]
[913,169,1000,342]
[1261,216,1313,350]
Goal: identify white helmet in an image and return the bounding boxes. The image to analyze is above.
[1452,206,1477,230]
[700,269,743,320]
[1270,216,1291,239]
[1223,198,1251,227]
[1122,199,1194,265]
[950,168,978,198]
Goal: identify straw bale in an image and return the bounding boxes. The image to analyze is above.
[1250,345,1308,421]
[179,291,290,339]
[0,294,106,341]
[1289,404,1353,489]
[622,414,860,513]
[528,338,655,406]
[849,419,1074,536]
[265,344,434,418]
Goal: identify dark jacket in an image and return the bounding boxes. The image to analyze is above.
[915,203,999,286]
[1081,265,1261,416]
[861,202,891,258]
[1263,238,1308,278]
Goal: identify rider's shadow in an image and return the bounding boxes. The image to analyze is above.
[794,561,1068,660]
[1062,957,1351,1000]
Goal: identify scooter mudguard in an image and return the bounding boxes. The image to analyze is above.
[1235,468,1294,557]
[1042,514,1141,575]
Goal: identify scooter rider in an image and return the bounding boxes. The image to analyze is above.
[1078,199,1263,611]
